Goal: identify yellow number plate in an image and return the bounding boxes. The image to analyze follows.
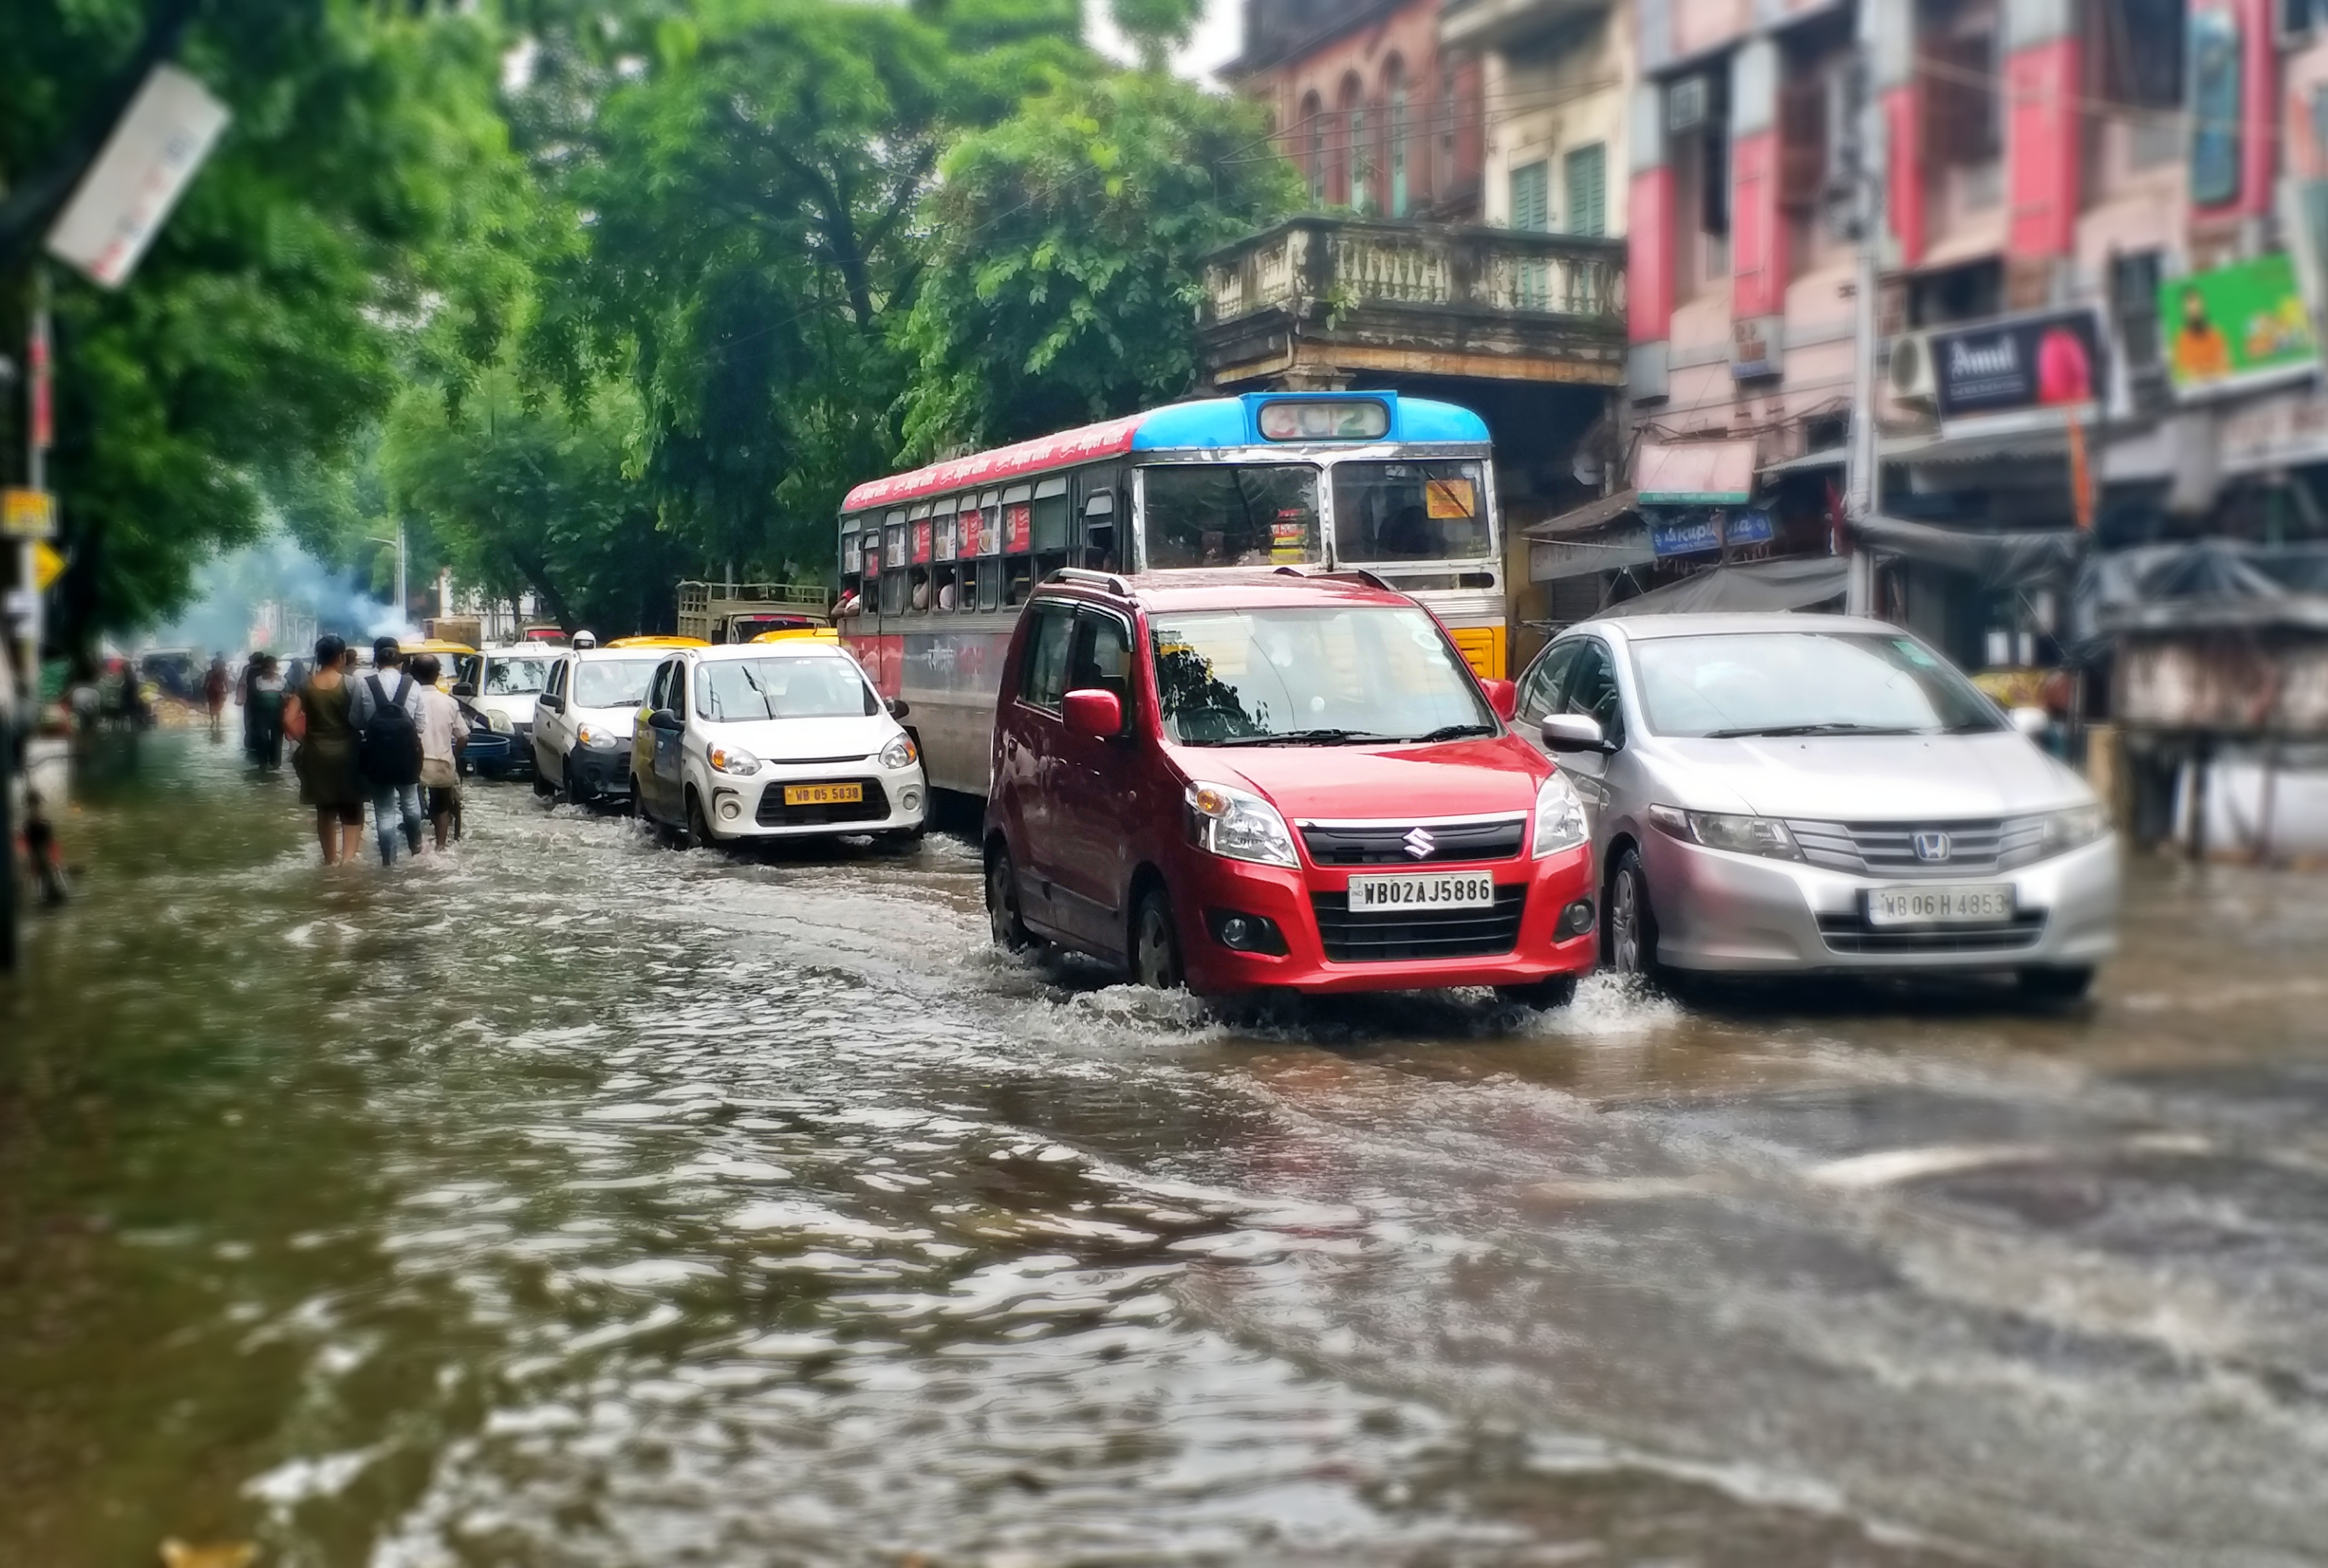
[783,783,863,806]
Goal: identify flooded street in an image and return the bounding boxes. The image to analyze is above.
[7,734,2328,1568]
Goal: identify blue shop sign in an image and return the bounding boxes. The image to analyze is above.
[1649,507,1773,558]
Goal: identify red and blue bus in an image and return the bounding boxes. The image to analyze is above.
[836,390,1506,796]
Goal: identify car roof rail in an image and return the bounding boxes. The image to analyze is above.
[1046,566,1131,595]
[1273,564,1391,591]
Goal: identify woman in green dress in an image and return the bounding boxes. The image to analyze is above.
[287,635,366,865]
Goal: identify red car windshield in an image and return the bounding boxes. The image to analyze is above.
[1148,604,1494,746]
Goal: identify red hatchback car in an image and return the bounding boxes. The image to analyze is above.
[983,570,1599,1004]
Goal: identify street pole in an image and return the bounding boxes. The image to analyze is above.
[1843,47,1883,618]
[19,266,51,709]
[396,519,408,630]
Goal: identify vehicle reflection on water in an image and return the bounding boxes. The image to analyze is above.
[4,733,2326,1567]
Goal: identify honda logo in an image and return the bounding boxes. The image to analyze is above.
[1912,831,1952,863]
[1402,827,1437,860]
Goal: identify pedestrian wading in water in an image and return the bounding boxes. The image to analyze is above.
[350,636,428,867]
[284,635,366,865]
[411,652,468,852]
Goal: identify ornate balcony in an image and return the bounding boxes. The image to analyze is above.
[1198,216,1628,391]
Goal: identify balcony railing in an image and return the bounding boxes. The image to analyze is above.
[1201,216,1626,330]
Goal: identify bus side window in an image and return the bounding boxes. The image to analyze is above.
[978,555,1002,612]
[1077,466,1122,573]
[1032,476,1070,586]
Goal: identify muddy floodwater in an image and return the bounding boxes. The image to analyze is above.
[6,734,2328,1567]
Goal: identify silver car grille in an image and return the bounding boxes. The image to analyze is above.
[1785,817,2048,877]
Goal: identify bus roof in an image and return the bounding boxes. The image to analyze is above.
[840,392,1489,512]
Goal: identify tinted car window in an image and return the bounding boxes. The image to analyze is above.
[1019,602,1076,710]
[648,660,675,713]
[1518,641,1579,722]
[1068,612,1134,706]
[1563,639,1625,746]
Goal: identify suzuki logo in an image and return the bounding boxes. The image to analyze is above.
[1402,827,1437,860]
[1912,831,1952,863]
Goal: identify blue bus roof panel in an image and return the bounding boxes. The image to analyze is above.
[1126,392,1490,451]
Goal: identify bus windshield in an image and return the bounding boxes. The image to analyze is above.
[1332,460,1491,561]
[1148,605,1495,746]
[1143,465,1321,570]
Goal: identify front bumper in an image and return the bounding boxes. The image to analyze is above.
[1175,844,1599,997]
[570,744,631,796]
[1639,829,2121,974]
[706,762,928,840]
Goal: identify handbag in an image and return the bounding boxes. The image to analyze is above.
[283,693,309,743]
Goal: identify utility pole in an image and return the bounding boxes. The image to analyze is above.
[1842,40,1884,618]
[17,267,51,709]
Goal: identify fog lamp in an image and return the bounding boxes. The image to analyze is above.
[1559,898,1596,937]
[901,788,922,813]
[1205,908,1287,955]
[718,798,741,821]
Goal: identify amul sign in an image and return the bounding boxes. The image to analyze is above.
[1930,309,2107,421]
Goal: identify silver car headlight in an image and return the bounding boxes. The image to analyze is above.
[1649,803,1801,860]
[878,734,919,770]
[484,708,515,735]
[1185,781,1298,868]
[576,723,622,751]
[708,743,761,777]
[2036,803,2108,858]
[1532,771,1589,857]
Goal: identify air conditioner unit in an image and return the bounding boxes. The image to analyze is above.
[1888,329,1938,407]
[1667,76,1710,133]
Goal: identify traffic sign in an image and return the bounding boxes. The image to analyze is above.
[2,489,57,540]
[33,541,66,592]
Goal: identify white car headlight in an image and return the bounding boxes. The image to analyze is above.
[708,744,761,776]
[879,734,919,770]
[1649,803,1800,860]
[2036,803,2108,858]
[484,709,514,735]
[1185,781,1298,868]
[576,723,622,751]
[1532,771,1589,858]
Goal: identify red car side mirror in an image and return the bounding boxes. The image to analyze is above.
[1063,687,1123,738]
[1480,677,1518,723]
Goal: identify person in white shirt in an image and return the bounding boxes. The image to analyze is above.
[408,653,468,850]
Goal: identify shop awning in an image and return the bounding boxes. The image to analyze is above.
[1600,556,1849,618]
[1759,447,1847,478]
[2072,539,2328,639]
[1634,440,1757,505]
[1523,488,1640,540]
[1881,426,2070,466]
[1853,513,2088,587]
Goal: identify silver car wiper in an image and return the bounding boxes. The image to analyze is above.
[1700,723,1930,738]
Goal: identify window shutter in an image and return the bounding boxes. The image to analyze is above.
[1563,143,1607,236]
[1510,159,1550,231]
[1778,77,1827,210]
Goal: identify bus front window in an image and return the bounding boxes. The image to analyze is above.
[1141,465,1321,570]
[1331,461,1491,561]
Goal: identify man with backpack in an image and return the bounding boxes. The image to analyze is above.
[349,636,428,866]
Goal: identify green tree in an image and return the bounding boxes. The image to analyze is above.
[519,0,1089,582]
[899,73,1299,461]
[0,1,529,651]
[378,368,689,637]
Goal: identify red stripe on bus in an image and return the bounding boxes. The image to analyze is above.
[841,415,1144,510]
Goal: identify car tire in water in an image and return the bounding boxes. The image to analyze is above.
[684,788,715,850]
[986,842,1035,951]
[564,751,593,807]
[1496,975,1579,1009]
[1131,884,1184,992]
[532,765,555,799]
[1605,847,1660,979]
[2017,964,2095,1002]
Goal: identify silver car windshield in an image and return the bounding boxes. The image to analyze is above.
[1149,605,1495,746]
[484,656,554,695]
[571,659,660,710]
[696,657,876,721]
[1630,632,2004,737]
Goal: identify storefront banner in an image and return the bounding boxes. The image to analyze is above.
[1930,310,2106,421]
[2158,252,2320,396]
[1649,507,1774,559]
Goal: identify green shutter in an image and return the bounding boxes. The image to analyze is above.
[1564,143,1606,237]
[1509,159,1550,232]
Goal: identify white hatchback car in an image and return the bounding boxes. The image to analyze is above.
[630,641,928,847]
[533,642,689,804]
[457,646,562,770]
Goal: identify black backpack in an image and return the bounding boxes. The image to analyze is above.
[358,673,424,786]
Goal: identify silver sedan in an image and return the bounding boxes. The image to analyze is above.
[1514,613,2118,999]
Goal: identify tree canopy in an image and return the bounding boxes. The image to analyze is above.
[7,0,1302,651]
